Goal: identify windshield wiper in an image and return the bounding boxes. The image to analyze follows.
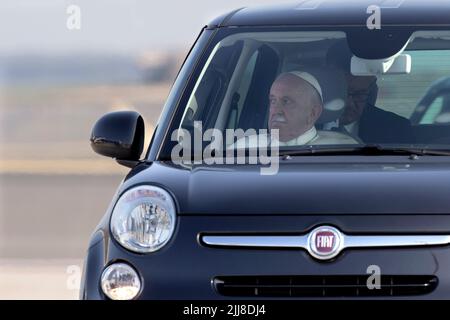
[278,145,450,157]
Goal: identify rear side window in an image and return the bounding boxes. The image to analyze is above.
[377,50,450,120]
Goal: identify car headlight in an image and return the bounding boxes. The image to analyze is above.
[101,262,141,300]
[111,185,176,253]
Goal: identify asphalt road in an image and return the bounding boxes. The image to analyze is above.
[0,173,123,259]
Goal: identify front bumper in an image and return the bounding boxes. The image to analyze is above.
[81,214,450,299]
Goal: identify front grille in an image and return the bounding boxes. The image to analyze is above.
[213,275,438,297]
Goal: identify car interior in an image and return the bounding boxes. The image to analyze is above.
[178,30,450,151]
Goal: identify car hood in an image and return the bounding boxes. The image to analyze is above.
[122,158,450,215]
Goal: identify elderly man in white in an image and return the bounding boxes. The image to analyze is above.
[234,71,357,148]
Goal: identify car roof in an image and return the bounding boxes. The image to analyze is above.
[208,0,450,28]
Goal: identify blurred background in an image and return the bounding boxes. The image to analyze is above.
[0,0,276,299]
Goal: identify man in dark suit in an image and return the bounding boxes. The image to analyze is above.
[327,41,415,144]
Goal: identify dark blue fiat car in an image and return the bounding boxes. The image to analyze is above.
[81,0,450,299]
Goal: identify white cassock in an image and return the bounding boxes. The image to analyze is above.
[231,126,358,149]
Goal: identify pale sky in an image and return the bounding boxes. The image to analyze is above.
[0,0,282,54]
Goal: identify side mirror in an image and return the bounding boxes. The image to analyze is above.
[90,111,145,168]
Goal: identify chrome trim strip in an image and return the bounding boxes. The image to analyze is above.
[343,235,450,248]
[202,235,309,248]
[201,233,450,257]
[202,234,450,248]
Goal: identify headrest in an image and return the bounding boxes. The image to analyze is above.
[297,66,348,124]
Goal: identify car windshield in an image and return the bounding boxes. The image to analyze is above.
[165,28,450,159]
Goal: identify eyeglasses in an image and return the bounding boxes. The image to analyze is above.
[348,90,370,101]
